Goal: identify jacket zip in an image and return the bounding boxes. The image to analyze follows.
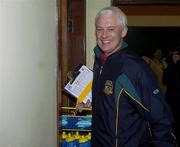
[99,65,103,75]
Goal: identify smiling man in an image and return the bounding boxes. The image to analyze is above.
[90,6,177,147]
[95,8,127,57]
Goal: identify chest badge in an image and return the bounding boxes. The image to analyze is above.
[104,80,113,95]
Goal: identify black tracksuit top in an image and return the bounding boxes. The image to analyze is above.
[91,42,177,147]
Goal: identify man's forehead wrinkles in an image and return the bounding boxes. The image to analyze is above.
[96,25,116,28]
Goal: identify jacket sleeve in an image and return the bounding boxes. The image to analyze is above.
[134,63,177,147]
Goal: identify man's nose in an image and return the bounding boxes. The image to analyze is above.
[102,30,108,38]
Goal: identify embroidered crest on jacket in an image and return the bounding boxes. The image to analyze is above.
[104,80,113,95]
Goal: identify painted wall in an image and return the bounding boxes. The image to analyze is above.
[0,0,57,147]
[86,0,180,69]
[128,16,180,26]
[86,0,111,69]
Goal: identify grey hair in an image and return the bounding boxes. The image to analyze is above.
[95,6,128,29]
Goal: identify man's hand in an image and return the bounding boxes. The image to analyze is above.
[76,99,92,113]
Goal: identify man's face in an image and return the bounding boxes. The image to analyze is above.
[95,14,127,56]
[153,49,162,60]
[172,51,180,64]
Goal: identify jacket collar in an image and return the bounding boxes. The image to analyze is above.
[94,41,128,59]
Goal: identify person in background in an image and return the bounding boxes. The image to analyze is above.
[142,48,167,94]
[162,47,180,145]
[152,48,168,70]
[78,6,177,147]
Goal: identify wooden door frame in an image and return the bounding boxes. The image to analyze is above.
[57,0,86,146]
[57,0,68,146]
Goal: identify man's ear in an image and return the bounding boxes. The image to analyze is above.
[121,27,128,38]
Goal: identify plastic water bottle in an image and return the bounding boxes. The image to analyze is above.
[73,131,80,147]
[86,132,91,141]
[79,135,90,147]
[86,132,91,146]
[66,133,76,147]
[60,132,67,147]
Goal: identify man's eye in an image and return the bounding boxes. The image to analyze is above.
[96,28,103,32]
[108,29,114,32]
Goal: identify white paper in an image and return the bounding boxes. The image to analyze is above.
[64,65,93,103]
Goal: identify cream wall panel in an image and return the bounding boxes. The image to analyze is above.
[86,0,111,69]
[0,0,57,147]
